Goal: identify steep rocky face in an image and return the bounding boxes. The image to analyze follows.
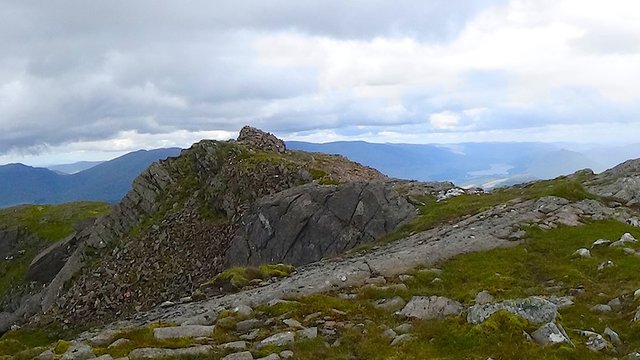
[585,159,640,206]
[225,181,416,267]
[41,128,397,325]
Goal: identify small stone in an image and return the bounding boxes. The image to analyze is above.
[60,341,95,360]
[240,329,261,341]
[591,304,612,313]
[573,248,591,258]
[283,318,304,329]
[94,356,114,360]
[222,351,254,360]
[220,341,248,351]
[303,312,323,323]
[597,261,614,271]
[130,345,215,359]
[475,290,494,305]
[608,298,622,309]
[585,334,610,352]
[399,296,463,320]
[232,305,253,317]
[179,296,193,303]
[390,334,414,346]
[623,248,637,255]
[160,301,176,308]
[236,319,263,332]
[604,327,622,345]
[431,277,443,283]
[108,338,131,348]
[382,328,397,339]
[591,239,611,248]
[365,276,387,285]
[280,350,294,359]
[374,296,407,312]
[531,322,570,346]
[153,325,215,339]
[394,323,412,334]
[297,327,318,339]
[256,354,280,360]
[398,274,414,282]
[89,329,120,346]
[34,350,54,360]
[257,331,295,348]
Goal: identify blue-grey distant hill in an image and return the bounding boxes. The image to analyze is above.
[286,141,609,188]
[0,148,181,207]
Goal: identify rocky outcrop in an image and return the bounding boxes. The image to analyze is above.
[237,126,286,153]
[33,128,389,326]
[586,158,640,206]
[225,182,416,267]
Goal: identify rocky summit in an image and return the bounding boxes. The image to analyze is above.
[2,128,640,360]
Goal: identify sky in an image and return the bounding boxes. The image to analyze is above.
[1,0,640,165]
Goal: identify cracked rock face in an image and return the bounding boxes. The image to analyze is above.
[587,159,640,206]
[225,181,416,267]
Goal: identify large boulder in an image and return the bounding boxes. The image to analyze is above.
[225,181,416,266]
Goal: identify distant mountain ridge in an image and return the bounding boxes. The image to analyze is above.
[287,141,637,188]
[48,161,105,174]
[0,148,182,207]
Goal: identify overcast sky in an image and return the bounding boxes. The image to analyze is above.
[1,0,640,165]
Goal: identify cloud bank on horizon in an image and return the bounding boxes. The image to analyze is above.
[1,0,639,163]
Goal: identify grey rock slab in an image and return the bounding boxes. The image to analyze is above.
[257,331,295,348]
[586,334,610,352]
[531,322,570,346]
[398,296,463,320]
[61,342,95,360]
[546,296,574,310]
[280,350,294,359]
[222,351,254,360]
[240,329,261,340]
[153,325,214,339]
[220,341,248,351]
[467,296,558,324]
[129,345,214,359]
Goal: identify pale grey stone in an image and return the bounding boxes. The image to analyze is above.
[219,341,248,351]
[374,296,406,312]
[257,331,295,348]
[153,325,214,339]
[297,327,318,339]
[60,342,95,360]
[467,296,558,324]
[475,290,494,305]
[129,345,214,359]
[531,322,570,346]
[221,351,254,360]
[398,296,463,320]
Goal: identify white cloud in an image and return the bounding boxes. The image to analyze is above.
[430,111,461,129]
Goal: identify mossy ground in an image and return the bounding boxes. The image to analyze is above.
[212,264,295,290]
[0,202,111,299]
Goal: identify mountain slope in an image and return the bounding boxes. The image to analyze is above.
[0,148,181,207]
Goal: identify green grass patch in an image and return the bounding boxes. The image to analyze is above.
[95,323,196,358]
[380,177,597,245]
[0,202,110,242]
[210,264,295,291]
